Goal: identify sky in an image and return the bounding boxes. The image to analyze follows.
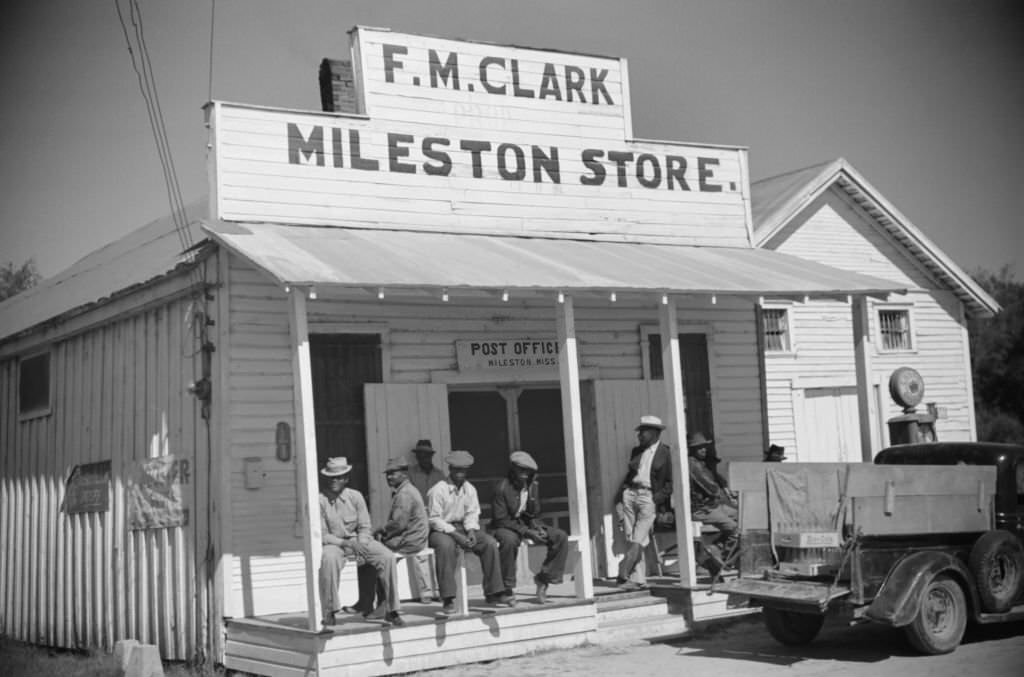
[1,0,1021,282]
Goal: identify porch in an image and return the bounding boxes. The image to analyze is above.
[223,575,751,677]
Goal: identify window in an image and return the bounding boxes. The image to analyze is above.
[761,308,791,352]
[19,350,52,418]
[878,308,913,351]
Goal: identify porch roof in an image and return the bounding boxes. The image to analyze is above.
[203,221,905,298]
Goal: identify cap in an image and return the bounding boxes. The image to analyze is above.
[445,450,475,468]
[509,451,538,471]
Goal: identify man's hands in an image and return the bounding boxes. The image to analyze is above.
[451,530,475,550]
[614,501,625,531]
[526,527,548,544]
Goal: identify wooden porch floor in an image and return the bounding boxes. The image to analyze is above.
[224,575,752,677]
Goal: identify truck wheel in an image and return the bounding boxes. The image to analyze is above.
[763,607,825,645]
[904,575,966,655]
[969,529,1024,613]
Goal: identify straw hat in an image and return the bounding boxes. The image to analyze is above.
[635,415,666,431]
[321,457,353,476]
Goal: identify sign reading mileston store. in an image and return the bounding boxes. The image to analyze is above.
[212,27,752,248]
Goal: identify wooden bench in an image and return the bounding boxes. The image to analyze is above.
[649,521,720,576]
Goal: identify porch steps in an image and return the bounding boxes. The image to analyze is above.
[593,591,690,643]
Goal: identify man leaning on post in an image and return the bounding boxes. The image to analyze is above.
[407,438,446,603]
[614,415,672,589]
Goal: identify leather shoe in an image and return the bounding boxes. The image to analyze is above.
[341,605,365,615]
[534,575,550,604]
[364,603,388,620]
[386,611,406,627]
[322,612,337,626]
[439,599,456,615]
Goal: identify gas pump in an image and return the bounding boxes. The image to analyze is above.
[886,366,937,444]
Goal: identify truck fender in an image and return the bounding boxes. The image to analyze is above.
[864,550,978,627]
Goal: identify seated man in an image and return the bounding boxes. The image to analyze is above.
[490,451,569,604]
[317,457,404,627]
[427,450,510,614]
[687,433,739,576]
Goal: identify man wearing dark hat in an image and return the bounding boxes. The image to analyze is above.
[317,457,404,626]
[687,432,739,577]
[404,439,447,603]
[408,439,446,498]
[614,415,673,589]
[427,450,509,613]
[490,451,570,604]
[764,444,787,462]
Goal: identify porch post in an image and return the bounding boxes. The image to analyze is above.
[555,294,594,599]
[289,288,323,630]
[659,299,697,587]
[852,296,875,462]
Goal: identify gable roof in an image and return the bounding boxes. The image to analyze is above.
[751,158,999,318]
[0,199,209,345]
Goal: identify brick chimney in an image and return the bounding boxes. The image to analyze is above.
[319,59,360,114]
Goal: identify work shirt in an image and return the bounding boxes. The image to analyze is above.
[378,479,429,554]
[634,441,659,489]
[408,462,446,500]
[689,456,727,510]
[427,478,482,533]
[490,476,543,536]
[319,487,371,549]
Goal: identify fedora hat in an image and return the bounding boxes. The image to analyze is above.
[635,415,666,431]
[383,456,410,473]
[321,457,353,476]
[687,432,713,449]
[509,450,538,471]
[411,439,436,454]
[764,444,787,461]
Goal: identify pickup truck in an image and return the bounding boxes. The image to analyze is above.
[715,442,1024,654]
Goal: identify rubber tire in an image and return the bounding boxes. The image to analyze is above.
[904,575,967,655]
[763,607,825,646]
[969,530,1024,613]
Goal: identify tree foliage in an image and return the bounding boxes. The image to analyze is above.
[968,265,1024,443]
[0,259,41,301]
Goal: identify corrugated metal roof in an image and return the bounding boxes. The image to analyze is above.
[204,220,905,297]
[751,159,1000,318]
[0,199,208,345]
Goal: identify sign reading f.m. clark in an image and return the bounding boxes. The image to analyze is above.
[212,27,752,248]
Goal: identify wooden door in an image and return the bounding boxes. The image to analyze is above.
[364,384,451,524]
[801,387,862,463]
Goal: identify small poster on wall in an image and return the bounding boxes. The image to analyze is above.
[61,460,111,514]
[126,455,191,530]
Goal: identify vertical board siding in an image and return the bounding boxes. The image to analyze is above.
[763,188,977,457]
[226,254,767,613]
[0,267,216,660]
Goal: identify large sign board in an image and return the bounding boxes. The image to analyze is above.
[213,27,751,247]
[456,337,560,371]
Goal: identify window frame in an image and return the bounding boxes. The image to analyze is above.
[761,303,795,354]
[875,304,916,353]
[18,347,54,421]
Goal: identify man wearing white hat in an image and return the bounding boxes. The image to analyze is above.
[614,415,673,589]
[490,451,570,604]
[426,450,509,614]
[318,457,404,627]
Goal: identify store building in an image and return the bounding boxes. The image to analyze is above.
[0,27,994,675]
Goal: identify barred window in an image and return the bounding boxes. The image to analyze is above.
[878,309,912,351]
[762,308,791,352]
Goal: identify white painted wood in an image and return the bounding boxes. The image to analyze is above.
[659,301,697,587]
[287,289,322,631]
[851,297,875,461]
[555,295,593,599]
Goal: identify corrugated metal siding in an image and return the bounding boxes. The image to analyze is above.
[763,189,976,456]
[226,254,766,611]
[0,274,215,660]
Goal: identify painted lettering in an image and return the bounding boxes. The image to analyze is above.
[579,148,606,185]
[510,59,535,98]
[348,130,379,171]
[697,157,722,192]
[666,155,690,191]
[331,127,344,168]
[497,143,526,181]
[429,49,460,90]
[607,150,635,187]
[479,56,506,95]
[589,68,613,105]
[387,133,416,174]
[532,146,561,184]
[287,123,324,166]
[635,153,661,189]
[422,137,452,176]
[382,44,407,83]
[564,66,586,103]
[460,139,492,178]
[538,63,562,100]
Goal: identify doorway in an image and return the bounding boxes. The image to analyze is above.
[647,332,716,440]
[448,387,570,531]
